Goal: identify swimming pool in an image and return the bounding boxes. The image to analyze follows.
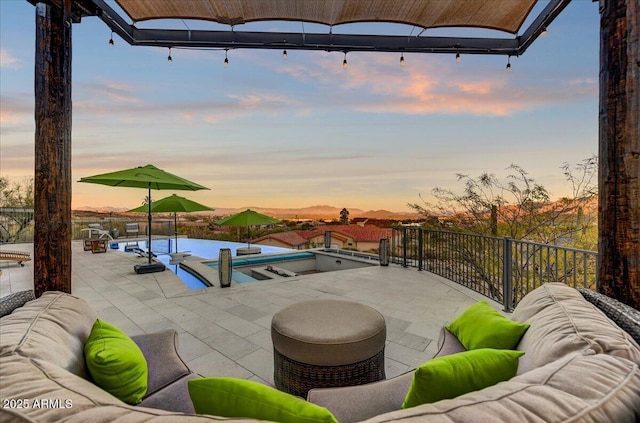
[205,252,316,283]
[114,238,293,289]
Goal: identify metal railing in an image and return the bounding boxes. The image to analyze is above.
[0,208,35,243]
[0,208,174,244]
[391,227,598,311]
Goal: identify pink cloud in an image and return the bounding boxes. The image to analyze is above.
[0,48,22,68]
[277,53,595,117]
[0,109,23,125]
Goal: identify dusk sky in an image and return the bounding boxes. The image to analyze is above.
[1,0,599,212]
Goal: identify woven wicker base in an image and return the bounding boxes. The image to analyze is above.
[274,347,385,398]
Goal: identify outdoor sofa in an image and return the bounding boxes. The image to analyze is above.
[0,283,639,422]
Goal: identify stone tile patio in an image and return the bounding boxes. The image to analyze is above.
[0,240,500,386]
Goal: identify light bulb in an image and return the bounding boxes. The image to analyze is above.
[224,50,229,67]
[109,32,114,46]
[343,52,348,70]
[400,54,405,67]
[168,48,172,62]
[506,56,511,70]
[455,52,460,63]
[541,27,548,37]
[283,49,288,60]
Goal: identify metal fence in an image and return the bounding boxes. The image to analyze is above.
[0,208,174,244]
[0,208,35,243]
[391,227,598,311]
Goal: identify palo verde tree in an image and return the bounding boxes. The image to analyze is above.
[0,176,35,243]
[407,157,599,305]
[409,156,598,248]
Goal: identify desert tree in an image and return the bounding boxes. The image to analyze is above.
[0,176,35,242]
[408,156,598,247]
[339,208,350,225]
[407,157,598,304]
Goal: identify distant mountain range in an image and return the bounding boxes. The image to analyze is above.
[73,204,421,220]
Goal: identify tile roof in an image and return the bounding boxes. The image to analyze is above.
[251,231,308,247]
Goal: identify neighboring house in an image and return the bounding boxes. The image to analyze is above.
[252,225,392,252]
[250,231,309,250]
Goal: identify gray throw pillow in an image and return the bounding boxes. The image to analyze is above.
[0,290,35,317]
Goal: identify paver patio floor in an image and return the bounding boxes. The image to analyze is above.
[1,240,498,386]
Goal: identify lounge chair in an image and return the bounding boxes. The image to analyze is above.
[0,250,32,267]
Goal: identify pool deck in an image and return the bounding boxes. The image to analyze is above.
[1,241,499,386]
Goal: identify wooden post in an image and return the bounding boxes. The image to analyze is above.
[598,0,639,308]
[34,1,72,296]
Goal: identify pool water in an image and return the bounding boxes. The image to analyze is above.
[114,238,293,289]
[206,252,315,283]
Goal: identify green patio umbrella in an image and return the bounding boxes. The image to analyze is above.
[79,164,209,271]
[128,194,213,253]
[215,209,280,248]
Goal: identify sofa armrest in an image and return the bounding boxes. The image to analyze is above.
[131,330,192,397]
[307,371,413,423]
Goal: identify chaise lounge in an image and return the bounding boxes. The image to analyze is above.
[0,283,639,422]
[0,250,31,267]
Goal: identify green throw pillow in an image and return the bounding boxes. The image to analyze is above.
[446,301,530,350]
[84,319,148,404]
[402,348,525,408]
[188,377,338,423]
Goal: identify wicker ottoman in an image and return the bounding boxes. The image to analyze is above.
[271,299,386,398]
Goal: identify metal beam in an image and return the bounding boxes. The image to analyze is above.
[90,0,572,56]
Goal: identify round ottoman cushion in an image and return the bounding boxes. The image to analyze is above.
[271,299,386,366]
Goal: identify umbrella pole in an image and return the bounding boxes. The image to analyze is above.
[147,186,152,264]
[174,212,178,252]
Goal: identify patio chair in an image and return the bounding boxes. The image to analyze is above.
[83,223,113,241]
[0,250,32,267]
[125,222,140,237]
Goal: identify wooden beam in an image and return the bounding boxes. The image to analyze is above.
[598,0,640,308]
[34,1,72,297]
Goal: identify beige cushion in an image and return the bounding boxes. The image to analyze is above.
[271,299,386,366]
[53,406,262,422]
[0,355,261,422]
[0,292,98,378]
[0,354,123,421]
[361,353,640,423]
[512,283,640,373]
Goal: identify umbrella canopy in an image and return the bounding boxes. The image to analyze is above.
[79,165,209,267]
[215,209,280,248]
[128,194,213,214]
[78,164,209,191]
[128,194,213,253]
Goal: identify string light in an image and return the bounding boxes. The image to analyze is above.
[167,48,172,62]
[342,52,348,70]
[400,53,405,67]
[541,26,548,37]
[108,31,114,46]
[506,55,512,70]
[455,52,460,63]
[283,49,288,60]
[224,49,229,67]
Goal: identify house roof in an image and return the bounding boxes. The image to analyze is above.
[251,231,309,247]
[323,225,393,242]
[293,225,393,243]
